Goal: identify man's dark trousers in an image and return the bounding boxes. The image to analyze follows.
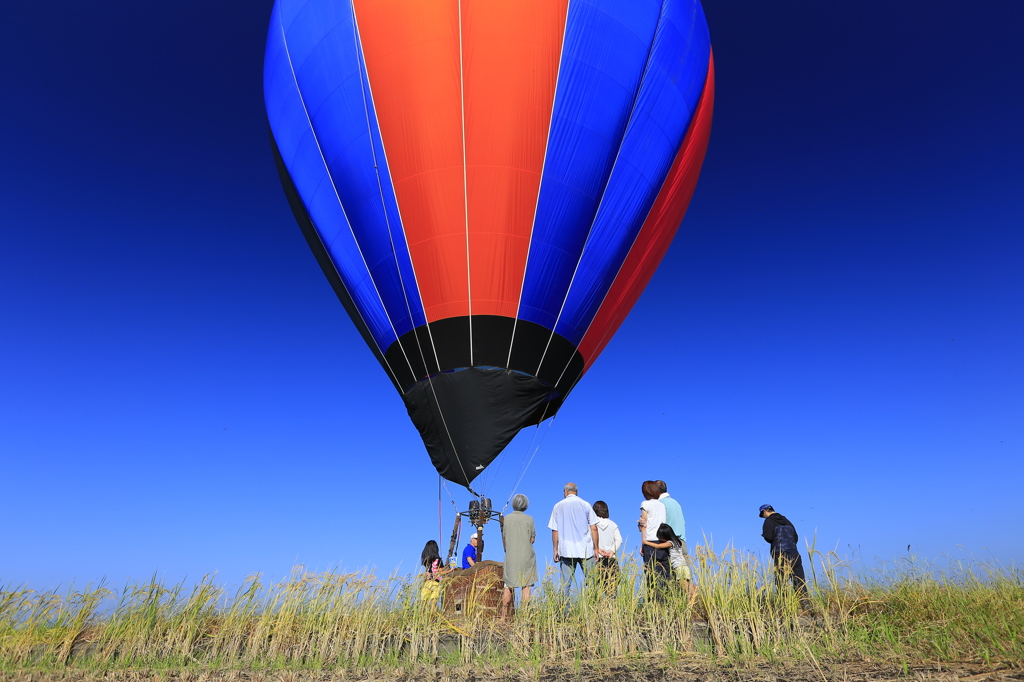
[772,550,807,594]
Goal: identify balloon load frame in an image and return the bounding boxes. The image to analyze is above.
[446,497,500,566]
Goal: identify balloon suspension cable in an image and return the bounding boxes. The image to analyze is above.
[501,423,542,513]
[442,478,461,511]
[477,453,503,498]
[504,409,557,511]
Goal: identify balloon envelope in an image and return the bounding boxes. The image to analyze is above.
[264,0,714,488]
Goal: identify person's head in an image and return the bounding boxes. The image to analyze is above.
[511,494,529,512]
[641,480,661,500]
[421,540,440,568]
[563,482,578,497]
[656,480,668,494]
[758,504,775,518]
[592,500,609,519]
[656,523,681,546]
[469,533,479,547]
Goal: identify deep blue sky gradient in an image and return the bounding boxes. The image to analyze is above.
[2,0,1022,590]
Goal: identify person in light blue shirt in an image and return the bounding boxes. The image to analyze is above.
[656,480,694,590]
[656,480,685,543]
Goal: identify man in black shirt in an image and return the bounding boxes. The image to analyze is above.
[759,504,807,594]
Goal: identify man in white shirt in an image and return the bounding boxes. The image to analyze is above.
[548,482,600,595]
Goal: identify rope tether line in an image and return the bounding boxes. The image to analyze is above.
[349,0,474,490]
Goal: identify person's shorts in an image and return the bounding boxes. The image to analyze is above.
[676,541,693,581]
[420,580,441,601]
[503,582,535,589]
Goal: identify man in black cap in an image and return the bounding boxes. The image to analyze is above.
[758,504,807,594]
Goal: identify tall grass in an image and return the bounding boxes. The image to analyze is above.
[1,547,1020,675]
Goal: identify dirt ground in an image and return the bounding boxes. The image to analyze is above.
[1,661,1022,682]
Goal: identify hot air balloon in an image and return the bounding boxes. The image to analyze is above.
[264,0,714,490]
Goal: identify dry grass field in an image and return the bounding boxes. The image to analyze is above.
[2,544,1020,681]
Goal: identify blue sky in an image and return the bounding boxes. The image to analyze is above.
[2,0,1021,591]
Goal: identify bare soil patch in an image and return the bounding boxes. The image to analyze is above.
[1,662,1022,682]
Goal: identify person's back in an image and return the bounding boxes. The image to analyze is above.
[501,494,539,617]
[592,500,622,568]
[762,513,798,554]
[503,510,538,585]
[421,540,442,575]
[594,517,621,555]
[550,493,597,558]
[548,482,600,596]
[640,497,666,543]
[668,541,684,572]
[758,505,806,595]
[658,491,685,542]
[419,540,448,606]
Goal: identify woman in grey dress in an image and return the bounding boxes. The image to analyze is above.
[501,494,538,616]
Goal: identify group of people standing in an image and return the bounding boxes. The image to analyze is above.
[419,481,806,610]
[545,480,693,600]
[636,480,695,599]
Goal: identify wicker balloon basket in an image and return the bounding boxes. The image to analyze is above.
[441,560,511,618]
